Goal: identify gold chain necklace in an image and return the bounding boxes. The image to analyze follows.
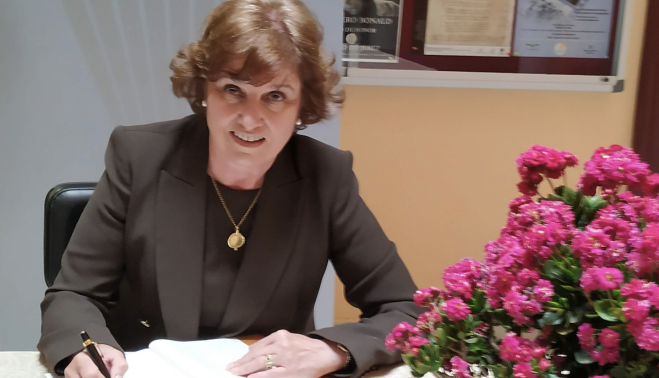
[207,164,262,251]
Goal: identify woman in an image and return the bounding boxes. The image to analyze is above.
[38,1,420,377]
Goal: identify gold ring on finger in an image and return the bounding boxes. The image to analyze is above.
[265,354,274,370]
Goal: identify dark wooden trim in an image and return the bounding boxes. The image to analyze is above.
[633,0,659,171]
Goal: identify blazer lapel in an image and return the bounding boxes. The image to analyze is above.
[220,140,308,336]
[155,118,208,340]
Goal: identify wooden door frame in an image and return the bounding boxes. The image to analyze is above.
[633,0,659,171]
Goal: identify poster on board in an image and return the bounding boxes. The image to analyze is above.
[424,0,516,57]
[513,0,615,58]
[343,0,403,62]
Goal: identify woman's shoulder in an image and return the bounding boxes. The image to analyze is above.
[109,114,200,152]
[106,114,204,174]
[289,134,352,177]
[118,114,198,137]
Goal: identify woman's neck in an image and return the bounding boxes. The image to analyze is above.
[208,148,271,191]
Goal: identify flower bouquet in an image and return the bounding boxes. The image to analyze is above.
[387,145,659,378]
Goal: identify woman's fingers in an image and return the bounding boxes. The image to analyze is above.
[247,366,288,378]
[228,353,280,376]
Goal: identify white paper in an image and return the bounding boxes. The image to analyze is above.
[424,0,516,56]
[123,339,249,378]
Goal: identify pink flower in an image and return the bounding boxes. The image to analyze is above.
[500,333,521,362]
[592,347,619,366]
[516,145,578,196]
[530,346,547,359]
[599,329,620,349]
[596,268,624,290]
[538,358,551,371]
[578,145,651,196]
[572,218,635,269]
[513,362,537,378]
[628,317,659,351]
[443,258,483,300]
[533,280,554,303]
[441,298,471,322]
[408,336,430,350]
[509,196,534,214]
[504,291,532,326]
[621,279,659,300]
[518,269,540,287]
[578,324,597,351]
[580,267,623,292]
[645,173,659,197]
[385,333,396,352]
[628,223,659,277]
[450,356,472,378]
[386,322,421,354]
[416,311,442,331]
[413,287,443,309]
[623,298,651,321]
[580,269,598,293]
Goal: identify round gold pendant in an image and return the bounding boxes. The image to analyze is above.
[228,231,246,251]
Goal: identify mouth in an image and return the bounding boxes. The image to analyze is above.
[231,131,266,148]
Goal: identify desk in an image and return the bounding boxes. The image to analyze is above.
[0,351,413,378]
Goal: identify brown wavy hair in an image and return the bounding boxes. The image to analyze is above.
[170,0,344,130]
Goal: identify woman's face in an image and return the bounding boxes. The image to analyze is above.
[206,60,302,169]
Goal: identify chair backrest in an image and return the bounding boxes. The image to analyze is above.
[43,182,96,287]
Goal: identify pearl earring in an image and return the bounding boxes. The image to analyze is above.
[201,100,207,108]
[295,119,302,126]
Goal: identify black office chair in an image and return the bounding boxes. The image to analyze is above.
[43,182,96,287]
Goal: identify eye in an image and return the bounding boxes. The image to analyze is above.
[223,84,243,96]
[267,91,286,102]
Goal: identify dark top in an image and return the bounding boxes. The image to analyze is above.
[38,114,422,378]
[199,179,257,337]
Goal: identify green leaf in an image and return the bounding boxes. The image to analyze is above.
[556,324,574,335]
[465,337,479,344]
[575,349,594,364]
[546,301,563,308]
[548,194,564,202]
[544,261,566,281]
[586,313,600,318]
[457,331,466,340]
[470,289,486,313]
[437,328,447,346]
[412,362,431,375]
[568,308,584,324]
[594,300,619,322]
[542,311,563,326]
[610,366,627,378]
[447,336,458,342]
[489,364,507,378]
[560,285,579,292]
[562,186,578,206]
[570,266,582,281]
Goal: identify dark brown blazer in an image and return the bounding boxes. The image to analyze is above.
[38,115,421,377]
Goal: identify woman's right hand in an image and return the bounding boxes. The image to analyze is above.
[64,344,128,378]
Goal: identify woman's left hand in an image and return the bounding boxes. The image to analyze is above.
[227,330,347,378]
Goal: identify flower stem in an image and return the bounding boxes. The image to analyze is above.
[585,291,594,307]
[546,176,557,194]
[608,290,616,309]
[553,246,572,267]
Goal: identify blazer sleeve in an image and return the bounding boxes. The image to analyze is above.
[310,151,423,377]
[38,126,131,371]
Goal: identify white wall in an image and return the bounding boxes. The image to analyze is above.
[0,0,342,350]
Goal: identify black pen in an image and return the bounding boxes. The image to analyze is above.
[80,331,111,378]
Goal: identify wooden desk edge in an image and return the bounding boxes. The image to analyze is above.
[239,335,262,346]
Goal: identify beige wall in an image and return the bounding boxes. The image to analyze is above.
[334,0,649,323]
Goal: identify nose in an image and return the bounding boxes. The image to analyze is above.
[239,96,264,131]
